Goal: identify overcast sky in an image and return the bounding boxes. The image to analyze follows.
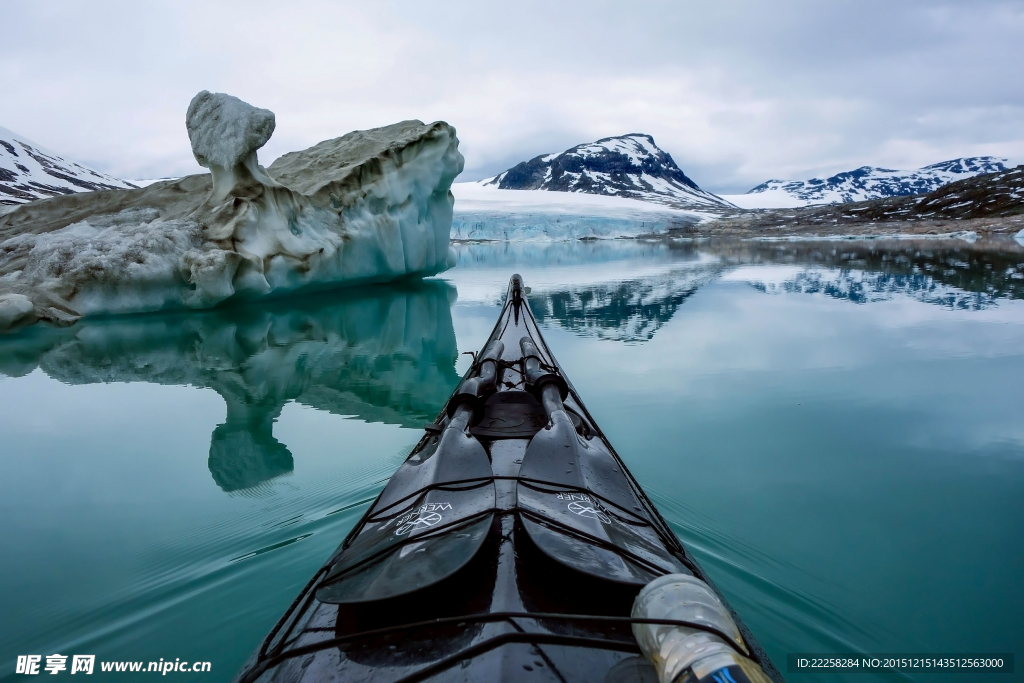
[2,0,1022,193]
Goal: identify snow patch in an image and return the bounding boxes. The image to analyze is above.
[718,191,807,209]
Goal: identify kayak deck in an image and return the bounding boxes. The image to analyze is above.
[236,275,781,682]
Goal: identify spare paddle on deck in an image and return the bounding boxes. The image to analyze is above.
[516,336,689,585]
[315,342,505,604]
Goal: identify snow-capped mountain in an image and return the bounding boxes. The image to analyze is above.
[0,125,137,205]
[484,134,734,210]
[746,157,1008,205]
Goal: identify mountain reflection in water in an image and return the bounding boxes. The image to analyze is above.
[450,238,1024,343]
[0,281,460,493]
[529,266,721,342]
[713,240,1024,309]
[450,240,723,343]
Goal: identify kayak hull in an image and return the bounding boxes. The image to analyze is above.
[236,276,782,682]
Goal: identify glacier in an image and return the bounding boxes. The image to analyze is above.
[0,91,464,332]
[450,180,709,241]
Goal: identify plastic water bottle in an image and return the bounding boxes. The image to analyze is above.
[632,574,773,683]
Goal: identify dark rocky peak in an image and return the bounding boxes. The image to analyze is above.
[486,134,733,209]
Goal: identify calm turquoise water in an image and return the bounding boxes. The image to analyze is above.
[2,238,1023,681]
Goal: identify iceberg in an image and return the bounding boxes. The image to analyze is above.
[450,181,709,242]
[0,91,464,332]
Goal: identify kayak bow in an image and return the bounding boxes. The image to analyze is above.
[236,275,782,683]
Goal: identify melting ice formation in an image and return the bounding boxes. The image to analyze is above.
[0,91,464,332]
[735,157,1009,207]
[0,125,139,205]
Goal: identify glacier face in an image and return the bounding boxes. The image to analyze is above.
[483,134,733,210]
[451,181,706,242]
[0,92,464,332]
[0,125,138,206]
[743,157,1008,206]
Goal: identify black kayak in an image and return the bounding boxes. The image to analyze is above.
[236,275,782,683]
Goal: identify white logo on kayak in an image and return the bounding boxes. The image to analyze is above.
[393,502,451,536]
[567,500,610,524]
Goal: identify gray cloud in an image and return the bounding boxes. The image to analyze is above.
[1,0,1021,193]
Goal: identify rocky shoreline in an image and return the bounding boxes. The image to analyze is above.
[681,213,1024,243]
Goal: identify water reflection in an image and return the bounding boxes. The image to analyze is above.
[710,240,1024,309]
[0,281,460,493]
[449,239,1024,342]
[1,238,1020,678]
[450,240,723,342]
[529,266,722,342]
[1,239,1020,490]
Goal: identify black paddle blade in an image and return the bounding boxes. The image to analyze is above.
[316,425,495,604]
[517,413,688,585]
[315,504,493,604]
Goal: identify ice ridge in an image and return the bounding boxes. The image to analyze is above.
[0,92,464,332]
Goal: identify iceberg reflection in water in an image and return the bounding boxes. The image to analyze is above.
[0,280,460,493]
